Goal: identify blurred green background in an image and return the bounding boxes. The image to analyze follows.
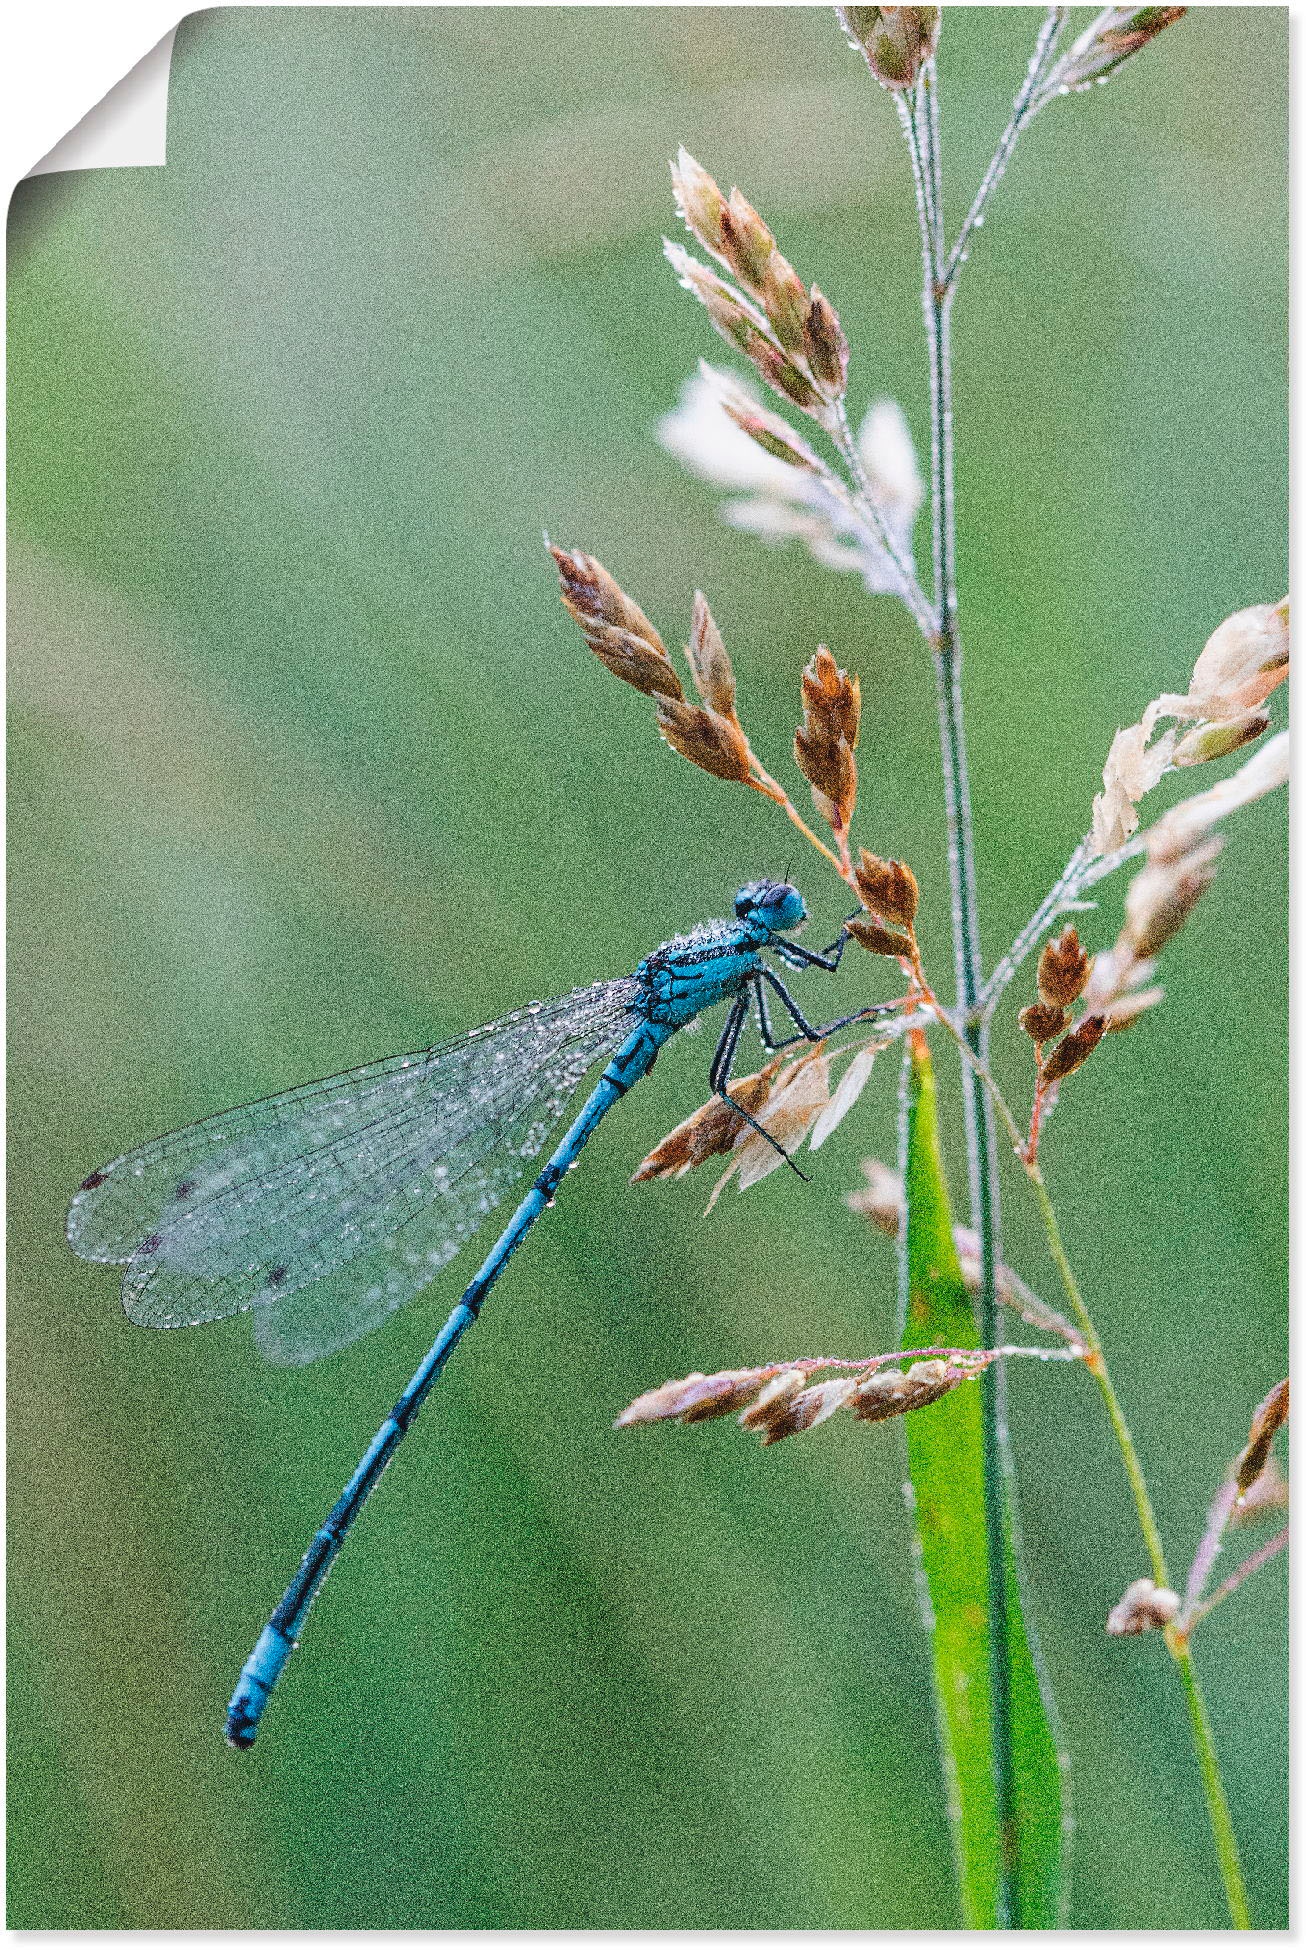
[8,6,1287,1929]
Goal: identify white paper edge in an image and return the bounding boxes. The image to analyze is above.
[27,27,177,177]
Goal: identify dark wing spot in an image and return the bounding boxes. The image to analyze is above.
[138,1233,162,1256]
[266,1265,288,1288]
[174,1179,195,1201]
[80,1171,107,1192]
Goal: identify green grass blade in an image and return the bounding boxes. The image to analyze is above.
[901,1035,1065,1927]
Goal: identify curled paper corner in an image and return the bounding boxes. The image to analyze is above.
[27,27,177,177]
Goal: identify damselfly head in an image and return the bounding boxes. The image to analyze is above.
[735,879,806,931]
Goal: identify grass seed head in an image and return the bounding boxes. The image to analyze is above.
[1039,1014,1106,1084]
[631,1058,781,1181]
[1123,837,1222,959]
[802,288,850,399]
[551,547,684,700]
[1173,709,1271,768]
[1106,1576,1181,1636]
[1037,925,1091,1007]
[846,915,913,960]
[670,147,729,257]
[686,592,737,719]
[795,647,860,829]
[1020,1001,1068,1046]
[854,850,919,931]
[655,697,753,782]
[1235,1379,1289,1500]
[836,7,941,88]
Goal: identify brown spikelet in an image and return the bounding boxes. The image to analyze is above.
[719,188,776,292]
[551,548,684,701]
[630,1058,782,1182]
[670,149,729,258]
[1020,1001,1068,1045]
[736,1367,810,1436]
[686,593,737,719]
[846,915,913,960]
[1039,1014,1107,1084]
[837,7,941,89]
[1037,927,1092,1008]
[759,251,810,353]
[752,1377,858,1445]
[802,288,849,398]
[750,342,823,413]
[850,1358,959,1423]
[655,698,753,782]
[1235,1379,1289,1499]
[794,646,859,830]
[853,850,919,931]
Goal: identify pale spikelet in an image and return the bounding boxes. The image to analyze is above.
[795,646,860,832]
[630,1058,782,1182]
[1038,7,1186,105]
[1080,945,1164,1030]
[1186,598,1289,717]
[1235,1379,1289,1501]
[809,1041,885,1150]
[836,6,941,89]
[1091,720,1176,855]
[655,697,752,783]
[844,1158,904,1235]
[1146,731,1289,863]
[615,1364,780,1427]
[657,370,919,597]
[551,547,683,700]
[1122,836,1222,959]
[1088,603,1287,857]
[1106,1576,1181,1636]
[858,399,925,537]
[685,592,737,719]
[708,1044,832,1207]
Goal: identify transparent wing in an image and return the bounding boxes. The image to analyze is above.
[68,979,639,1347]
